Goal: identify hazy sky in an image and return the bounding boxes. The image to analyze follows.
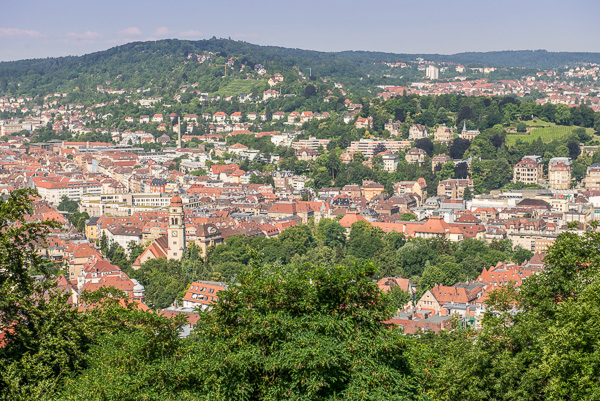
[1,0,599,62]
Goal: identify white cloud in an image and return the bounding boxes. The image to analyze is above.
[155,26,170,36]
[118,27,142,36]
[66,31,101,40]
[179,30,203,38]
[0,27,42,38]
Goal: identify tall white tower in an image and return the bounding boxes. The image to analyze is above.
[168,193,186,260]
[426,65,439,80]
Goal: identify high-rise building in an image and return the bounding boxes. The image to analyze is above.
[426,65,439,80]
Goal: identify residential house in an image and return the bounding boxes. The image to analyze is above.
[460,122,480,140]
[437,179,474,198]
[433,124,453,143]
[408,124,428,140]
[355,116,373,129]
[405,147,426,164]
[584,163,600,190]
[393,178,427,201]
[513,156,543,185]
[182,280,228,310]
[381,153,400,172]
[385,120,402,137]
[295,148,320,161]
[230,112,242,123]
[548,158,572,189]
[213,112,228,123]
[415,283,483,315]
[432,154,451,172]
[362,181,385,201]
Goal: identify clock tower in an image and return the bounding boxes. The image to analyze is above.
[167,193,186,260]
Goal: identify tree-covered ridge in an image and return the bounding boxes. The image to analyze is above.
[2,38,600,97]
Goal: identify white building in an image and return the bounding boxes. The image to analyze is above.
[426,65,439,80]
[31,176,102,205]
[382,153,400,172]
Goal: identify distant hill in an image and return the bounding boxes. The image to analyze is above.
[336,49,600,68]
[1,38,599,96]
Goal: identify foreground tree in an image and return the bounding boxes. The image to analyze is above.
[425,229,600,400]
[0,190,185,400]
[187,258,423,400]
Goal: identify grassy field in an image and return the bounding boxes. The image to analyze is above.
[506,121,595,145]
[213,80,256,97]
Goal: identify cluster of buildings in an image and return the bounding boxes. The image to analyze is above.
[26,193,226,334]
[382,252,545,333]
[0,125,597,267]
[2,57,599,337]
[378,74,600,111]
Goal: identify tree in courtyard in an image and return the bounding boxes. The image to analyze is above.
[57,195,78,213]
[316,218,346,249]
[401,212,417,221]
[462,186,472,201]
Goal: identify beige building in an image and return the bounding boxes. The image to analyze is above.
[513,156,543,185]
[393,178,428,200]
[548,157,572,190]
[425,65,439,80]
[434,124,453,143]
[84,216,99,241]
[437,179,474,198]
[584,163,600,190]
[405,147,426,164]
[381,153,400,172]
[432,154,451,172]
[460,122,480,141]
[408,124,428,140]
[362,181,385,201]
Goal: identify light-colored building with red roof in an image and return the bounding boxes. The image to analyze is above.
[182,280,228,310]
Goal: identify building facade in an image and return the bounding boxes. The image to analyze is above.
[513,156,543,185]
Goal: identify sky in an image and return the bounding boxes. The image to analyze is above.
[1,0,599,62]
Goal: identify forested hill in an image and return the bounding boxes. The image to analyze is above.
[336,48,600,69]
[1,38,600,96]
[440,50,600,69]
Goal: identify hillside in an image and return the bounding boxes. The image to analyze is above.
[1,38,600,97]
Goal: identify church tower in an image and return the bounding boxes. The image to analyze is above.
[167,193,186,260]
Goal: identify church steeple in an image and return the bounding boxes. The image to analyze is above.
[462,121,467,133]
[167,192,186,260]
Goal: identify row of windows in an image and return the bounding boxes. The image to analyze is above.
[191,293,218,302]
[192,286,217,293]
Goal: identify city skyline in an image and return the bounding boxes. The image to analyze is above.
[1,0,599,62]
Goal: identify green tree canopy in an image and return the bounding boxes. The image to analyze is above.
[187,258,422,400]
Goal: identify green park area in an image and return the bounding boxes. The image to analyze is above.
[213,79,257,97]
[506,120,595,145]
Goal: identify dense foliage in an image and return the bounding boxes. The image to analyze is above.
[201,220,531,300]
[3,39,600,100]
[422,227,600,400]
[3,190,600,399]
